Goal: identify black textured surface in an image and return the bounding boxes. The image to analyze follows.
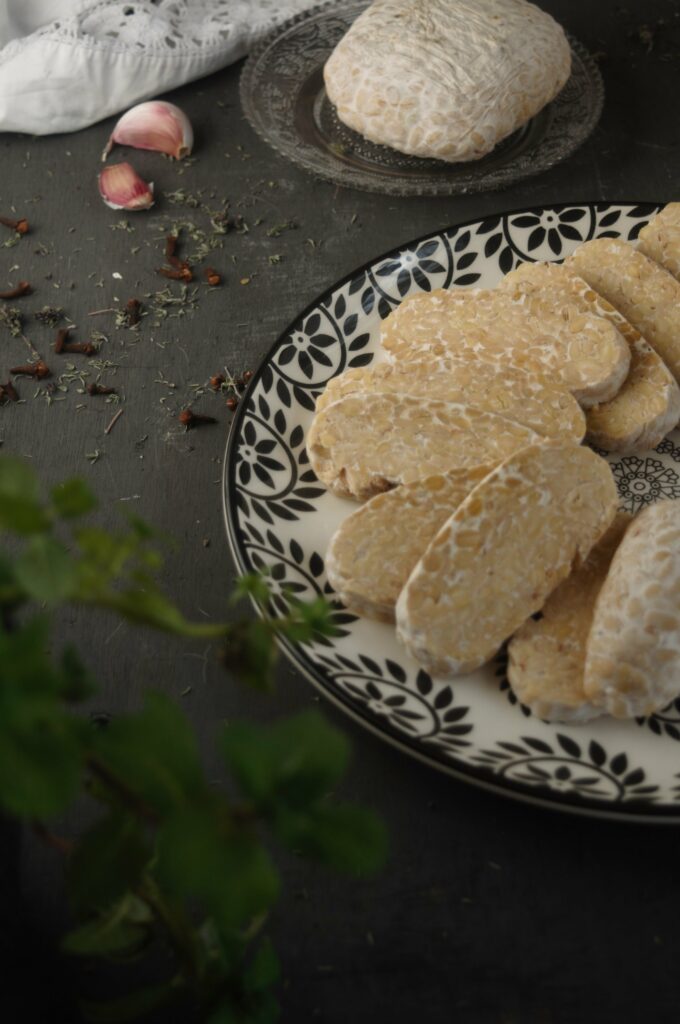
[2,2,680,1021]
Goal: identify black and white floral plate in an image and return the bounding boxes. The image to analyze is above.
[223,201,680,822]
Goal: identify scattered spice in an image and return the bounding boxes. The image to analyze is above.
[104,408,125,435]
[158,265,193,282]
[178,408,217,429]
[239,277,251,286]
[242,370,253,384]
[10,360,50,379]
[34,305,65,327]
[54,328,70,353]
[1,381,19,402]
[266,220,296,238]
[0,281,32,300]
[87,382,117,396]
[204,267,221,286]
[226,396,238,412]
[121,297,142,328]
[210,374,225,391]
[0,305,23,337]
[86,449,103,464]
[54,329,97,357]
[268,254,282,265]
[0,215,29,235]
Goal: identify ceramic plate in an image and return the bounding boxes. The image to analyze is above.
[223,201,680,822]
[240,1,604,197]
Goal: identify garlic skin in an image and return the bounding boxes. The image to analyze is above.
[102,101,194,162]
[98,163,154,211]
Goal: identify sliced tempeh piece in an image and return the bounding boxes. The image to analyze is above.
[315,357,585,441]
[326,467,491,622]
[396,441,618,677]
[306,393,542,500]
[638,203,680,279]
[568,238,680,383]
[507,514,631,723]
[502,261,680,451]
[584,499,680,719]
[381,287,629,407]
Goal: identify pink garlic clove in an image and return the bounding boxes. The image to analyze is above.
[98,162,155,211]
[102,101,194,162]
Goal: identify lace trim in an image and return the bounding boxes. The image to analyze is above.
[1,0,317,61]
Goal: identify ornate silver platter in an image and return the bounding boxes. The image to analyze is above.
[240,1,604,197]
[223,201,680,821]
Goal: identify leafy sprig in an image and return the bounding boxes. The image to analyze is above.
[0,456,386,1022]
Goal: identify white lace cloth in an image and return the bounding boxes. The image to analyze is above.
[0,0,318,134]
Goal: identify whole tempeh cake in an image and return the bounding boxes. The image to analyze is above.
[396,442,618,677]
[507,514,631,723]
[381,287,630,407]
[326,467,491,622]
[584,499,680,719]
[501,261,680,451]
[568,238,680,383]
[323,0,571,162]
[315,357,585,442]
[306,392,542,501]
[638,203,680,279]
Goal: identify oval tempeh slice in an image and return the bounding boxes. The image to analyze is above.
[396,441,618,677]
[584,499,680,719]
[638,203,680,279]
[326,467,491,622]
[507,513,631,723]
[306,393,542,500]
[568,238,680,383]
[502,261,680,451]
[315,357,585,441]
[381,287,629,407]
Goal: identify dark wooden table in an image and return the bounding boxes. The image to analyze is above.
[2,2,680,1021]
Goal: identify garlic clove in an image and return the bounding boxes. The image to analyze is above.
[98,162,154,211]
[102,101,194,162]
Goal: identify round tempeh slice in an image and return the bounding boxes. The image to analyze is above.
[381,287,630,407]
[396,441,618,677]
[568,238,680,384]
[315,357,585,442]
[638,203,680,279]
[507,513,631,723]
[306,393,542,501]
[584,499,680,719]
[326,467,491,622]
[502,261,680,451]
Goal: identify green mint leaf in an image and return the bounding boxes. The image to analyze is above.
[80,984,173,1022]
[93,694,207,814]
[221,711,349,809]
[67,812,150,913]
[14,535,78,605]
[0,619,84,817]
[51,478,97,519]
[0,456,51,534]
[244,938,280,994]
[156,803,279,931]
[274,802,388,876]
[62,905,151,959]
[225,619,277,691]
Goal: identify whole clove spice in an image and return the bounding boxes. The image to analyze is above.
[210,373,225,391]
[54,329,97,356]
[158,265,193,282]
[10,360,50,379]
[87,382,117,396]
[205,267,221,286]
[178,408,217,429]
[226,396,238,412]
[124,297,141,326]
[0,215,29,235]
[0,281,32,300]
[54,327,70,353]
